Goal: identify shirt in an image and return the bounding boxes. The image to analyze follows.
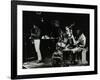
[75,33,86,48]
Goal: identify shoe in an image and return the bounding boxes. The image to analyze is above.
[82,61,88,65]
[36,60,42,63]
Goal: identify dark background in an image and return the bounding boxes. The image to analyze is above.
[23,11,89,63]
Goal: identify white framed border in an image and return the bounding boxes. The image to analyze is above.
[17,5,95,75]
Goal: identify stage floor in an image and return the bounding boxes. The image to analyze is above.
[23,58,88,69]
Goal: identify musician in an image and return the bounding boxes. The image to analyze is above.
[30,25,42,63]
[55,25,74,65]
[63,26,77,63]
[51,20,63,39]
[73,29,87,64]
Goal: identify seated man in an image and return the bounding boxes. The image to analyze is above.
[56,25,76,64]
[62,26,76,64]
[73,29,88,64]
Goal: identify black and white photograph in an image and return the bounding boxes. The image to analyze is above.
[11,1,97,79]
[23,11,89,68]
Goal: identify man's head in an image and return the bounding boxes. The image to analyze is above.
[65,26,72,37]
[33,25,38,29]
[65,26,70,32]
[76,29,81,36]
[52,20,60,27]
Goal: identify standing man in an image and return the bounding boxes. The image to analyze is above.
[51,20,63,39]
[30,25,42,63]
